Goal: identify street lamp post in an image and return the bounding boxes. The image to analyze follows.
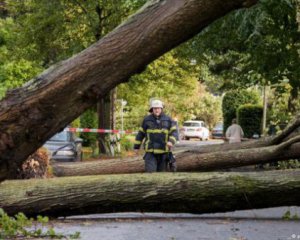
[262,85,269,135]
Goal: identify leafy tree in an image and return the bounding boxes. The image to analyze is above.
[193,90,222,129]
[117,51,217,129]
[182,0,300,111]
[0,17,42,99]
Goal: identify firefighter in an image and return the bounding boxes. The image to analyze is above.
[134,99,178,172]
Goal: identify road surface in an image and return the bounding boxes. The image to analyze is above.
[53,207,300,240]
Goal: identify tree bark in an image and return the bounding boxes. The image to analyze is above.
[0,0,258,181]
[52,138,300,177]
[0,170,299,217]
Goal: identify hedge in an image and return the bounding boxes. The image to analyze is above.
[222,89,260,134]
[237,104,263,138]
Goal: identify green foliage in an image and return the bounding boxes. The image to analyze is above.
[237,104,263,138]
[5,0,146,66]
[282,209,299,220]
[0,208,80,239]
[277,159,300,169]
[0,17,43,99]
[193,91,223,129]
[0,59,42,96]
[80,108,98,147]
[181,0,300,116]
[0,0,145,98]
[267,84,300,132]
[222,89,260,132]
[120,136,134,152]
[117,51,219,129]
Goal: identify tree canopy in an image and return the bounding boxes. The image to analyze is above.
[183,0,300,95]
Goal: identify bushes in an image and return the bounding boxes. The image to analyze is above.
[0,208,80,239]
[120,136,134,152]
[222,89,260,133]
[237,104,263,138]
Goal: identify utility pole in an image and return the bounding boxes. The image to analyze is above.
[262,85,268,135]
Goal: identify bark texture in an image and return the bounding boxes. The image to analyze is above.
[52,140,300,177]
[0,170,299,217]
[0,0,258,181]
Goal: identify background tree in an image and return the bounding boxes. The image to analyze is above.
[117,51,221,129]
[180,0,300,130]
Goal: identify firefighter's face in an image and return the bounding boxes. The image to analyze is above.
[152,107,162,117]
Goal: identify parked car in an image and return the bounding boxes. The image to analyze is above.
[43,130,83,162]
[211,122,224,139]
[180,120,210,141]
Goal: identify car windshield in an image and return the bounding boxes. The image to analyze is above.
[214,123,223,128]
[183,122,201,127]
[50,131,69,141]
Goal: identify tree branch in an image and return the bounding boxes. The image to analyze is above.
[274,134,300,153]
[271,113,300,145]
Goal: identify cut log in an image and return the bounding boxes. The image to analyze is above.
[0,170,299,217]
[52,139,300,177]
[0,0,258,181]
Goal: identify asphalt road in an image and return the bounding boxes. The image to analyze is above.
[54,207,300,240]
[175,138,224,148]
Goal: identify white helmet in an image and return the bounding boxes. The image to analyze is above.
[149,99,163,112]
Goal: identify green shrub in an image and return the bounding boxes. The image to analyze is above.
[237,104,263,138]
[222,89,260,133]
[0,208,80,239]
[120,136,134,152]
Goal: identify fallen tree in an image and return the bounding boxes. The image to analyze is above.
[52,111,300,177]
[52,135,300,177]
[0,170,299,217]
[0,0,259,181]
[180,113,300,154]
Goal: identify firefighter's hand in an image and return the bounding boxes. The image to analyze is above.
[167,141,173,148]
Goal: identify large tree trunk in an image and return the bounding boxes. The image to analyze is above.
[0,0,258,181]
[0,170,299,217]
[53,136,300,177]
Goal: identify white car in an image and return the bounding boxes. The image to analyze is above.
[181,120,210,141]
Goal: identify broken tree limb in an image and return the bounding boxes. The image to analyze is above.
[187,116,300,155]
[52,141,300,177]
[0,0,259,181]
[0,170,299,217]
[271,113,300,145]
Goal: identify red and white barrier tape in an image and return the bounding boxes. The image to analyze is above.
[64,127,137,134]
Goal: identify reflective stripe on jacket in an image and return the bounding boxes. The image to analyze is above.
[134,113,178,153]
